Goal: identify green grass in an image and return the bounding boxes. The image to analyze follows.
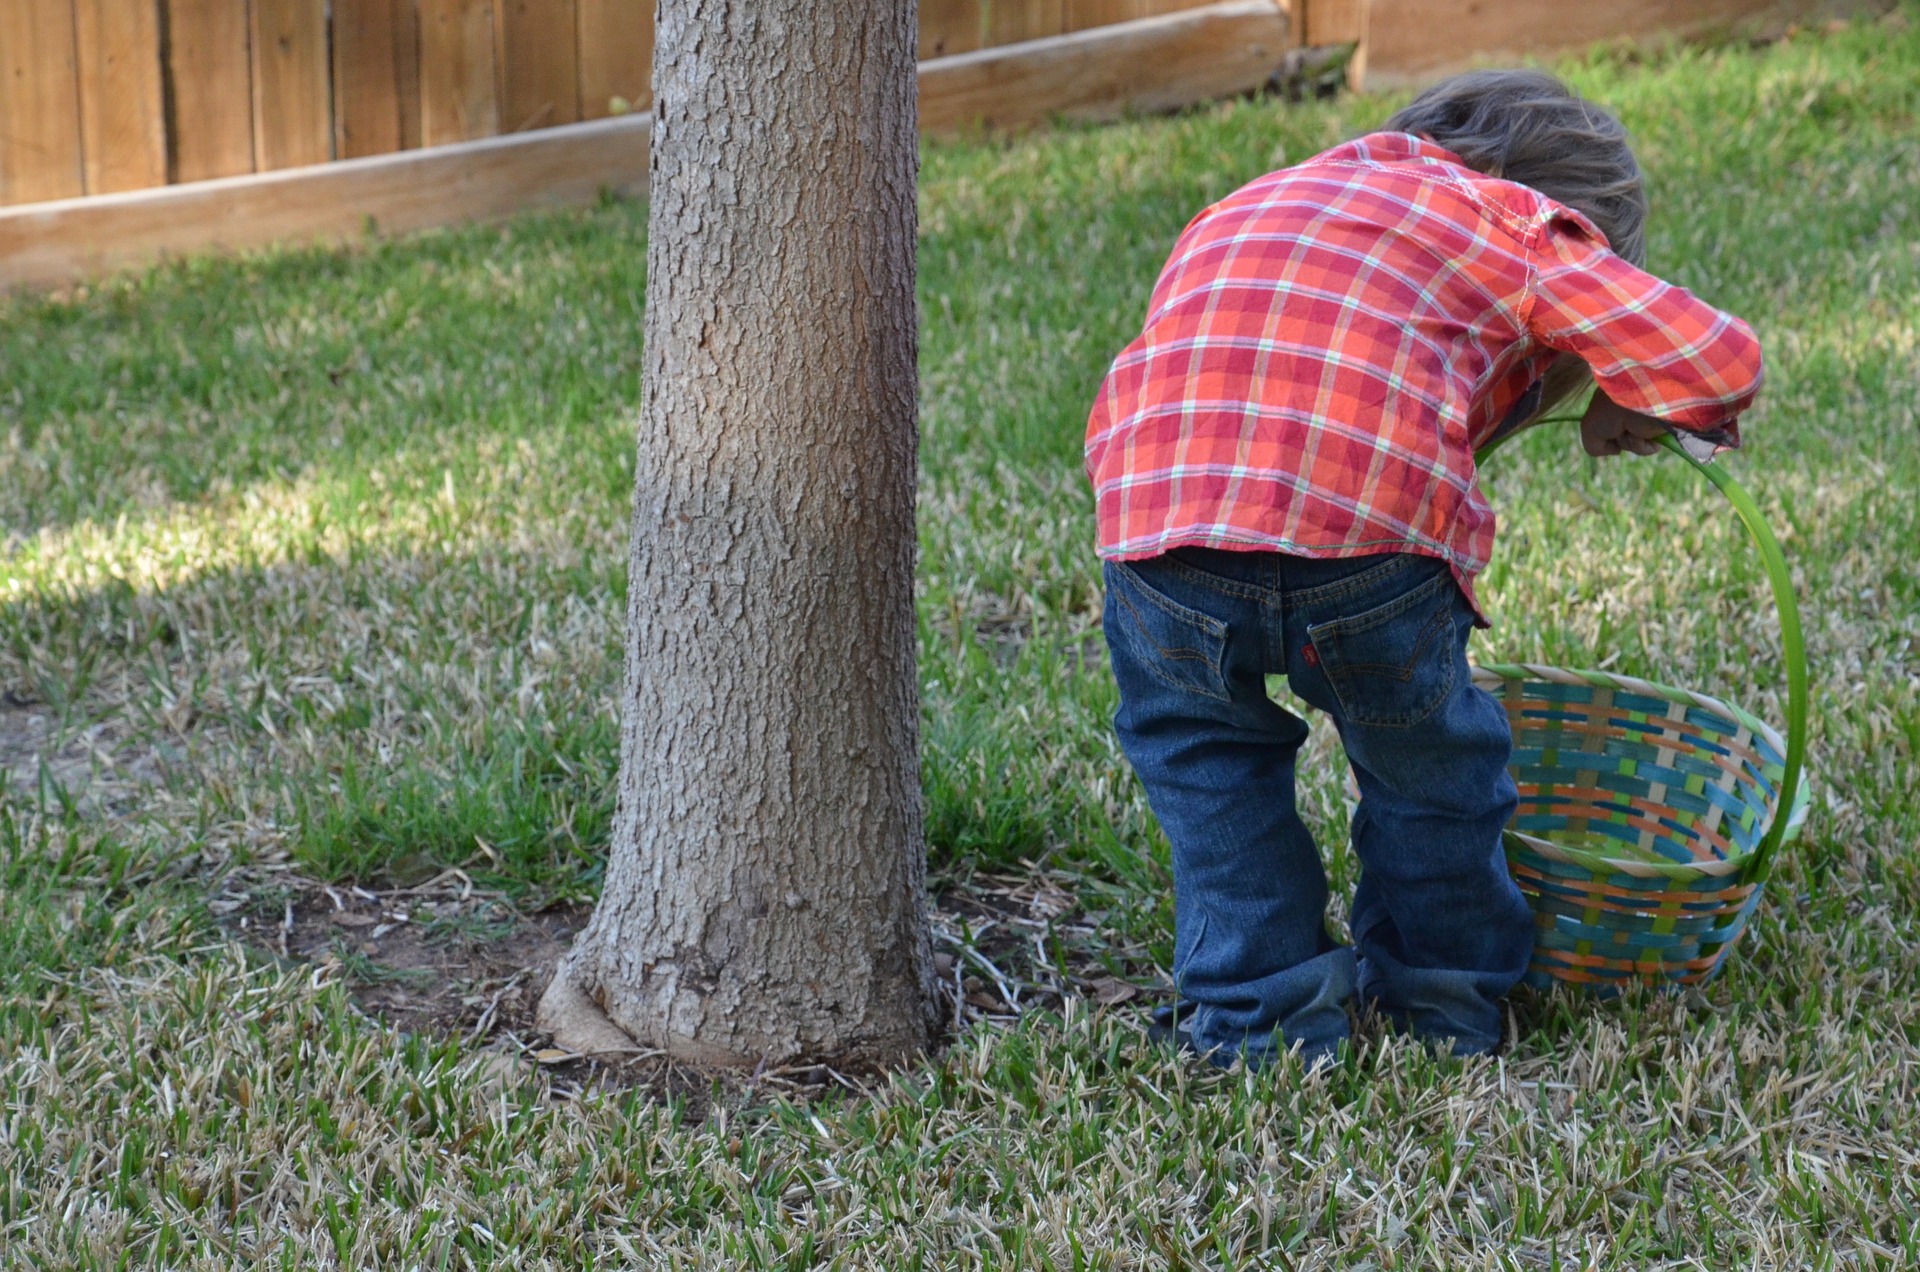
[4,9,1920,1266]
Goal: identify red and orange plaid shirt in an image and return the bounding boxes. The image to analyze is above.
[1085,132,1764,621]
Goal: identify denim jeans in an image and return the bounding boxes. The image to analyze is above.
[1102,546,1533,1065]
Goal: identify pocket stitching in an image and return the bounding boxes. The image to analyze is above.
[1116,561,1230,639]
[1307,570,1460,728]
[1331,603,1453,681]
[1110,564,1232,703]
[1310,567,1451,642]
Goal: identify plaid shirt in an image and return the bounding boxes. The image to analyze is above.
[1085,131,1764,621]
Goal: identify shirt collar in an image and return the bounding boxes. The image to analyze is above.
[1312,131,1614,250]
[1318,131,1478,174]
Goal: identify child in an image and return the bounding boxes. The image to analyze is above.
[1086,69,1763,1068]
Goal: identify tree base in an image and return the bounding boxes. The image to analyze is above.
[534,963,653,1058]
[536,959,768,1067]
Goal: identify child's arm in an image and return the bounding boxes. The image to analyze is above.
[1525,217,1763,450]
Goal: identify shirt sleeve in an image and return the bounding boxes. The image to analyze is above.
[1524,215,1763,446]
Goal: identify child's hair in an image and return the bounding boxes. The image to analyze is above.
[1384,69,1647,267]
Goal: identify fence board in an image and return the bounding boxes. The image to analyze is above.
[166,0,255,183]
[334,0,406,158]
[72,0,168,195]
[921,0,986,58]
[922,0,1291,133]
[1146,0,1245,16]
[1064,0,1140,29]
[1363,0,1767,85]
[1301,0,1367,87]
[421,0,500,144]
[1302,0,1365,41]
[252,0,333,169]
[1067,0,1225,30]
[396,0,425,149]
[0,0,85,206]
[987,0,1067,43]
[496,0,580,132]
[577,0,652,118]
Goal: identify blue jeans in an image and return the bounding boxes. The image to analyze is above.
[1103,547,1532,1065]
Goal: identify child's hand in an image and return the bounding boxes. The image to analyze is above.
[1580,392,1668,457]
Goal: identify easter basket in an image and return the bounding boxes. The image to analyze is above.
[1475,434,1809,991]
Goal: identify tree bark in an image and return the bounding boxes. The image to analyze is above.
[537,0,935,1068]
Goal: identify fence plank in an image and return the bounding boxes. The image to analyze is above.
[334,0,405,158]
[1300,0,1367,88]
[922,0,1290,134]
[252,0,333,169]
[1063,0,1140,31]
[1,112,652,290]
[1302,0,1364,41]
[921,0,985,58]
[420,0,500,144]
[1363,0,1757,86]
[577,0,652,119]
[1141,0,1238,15]
[1079,0,1233,29]
[72,0,168,195]
[1144,0,1236,13]
[396,0,424,149]
[986,0,1067,43]
[166,0,255,183]
[495,0,580,132]
[0,0,85,206]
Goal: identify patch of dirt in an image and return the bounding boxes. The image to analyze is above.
[217,870,590,1044]
[929,870,1168,1025]
[217,864,1167,1106]
[0,694,169,813]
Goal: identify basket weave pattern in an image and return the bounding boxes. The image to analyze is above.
[1478,664,1803,990]
[1451,434,1810,994]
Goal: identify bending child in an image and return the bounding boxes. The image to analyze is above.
[1085,69,1764,1068]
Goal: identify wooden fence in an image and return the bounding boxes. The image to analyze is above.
[1,0,655,206]
[7,0,1857,211]
[1,2,1305,288]
[1,0,1295,210]
[921,0,1222,56]
[1,0,1888,272]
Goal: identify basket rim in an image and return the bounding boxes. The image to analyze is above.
[1475,660,1811,882]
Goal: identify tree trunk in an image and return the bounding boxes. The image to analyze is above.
[537,0,935,1069]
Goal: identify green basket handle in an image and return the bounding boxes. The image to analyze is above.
[1652,432,1807,882]
[1475,427,1808,883]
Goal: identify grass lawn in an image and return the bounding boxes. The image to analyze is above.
[4,10,1919,1267]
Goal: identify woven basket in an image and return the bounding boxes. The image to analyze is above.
[1477,436,1809,991]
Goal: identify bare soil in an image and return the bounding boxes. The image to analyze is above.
[215,864,1166,1104]
[217,870,589,1042]
[0,693,170,813]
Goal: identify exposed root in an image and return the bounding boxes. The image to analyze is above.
[534,959,655,1059]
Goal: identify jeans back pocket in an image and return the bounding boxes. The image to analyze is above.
[1305,564,1461,728]
[1104,560,1232,703]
